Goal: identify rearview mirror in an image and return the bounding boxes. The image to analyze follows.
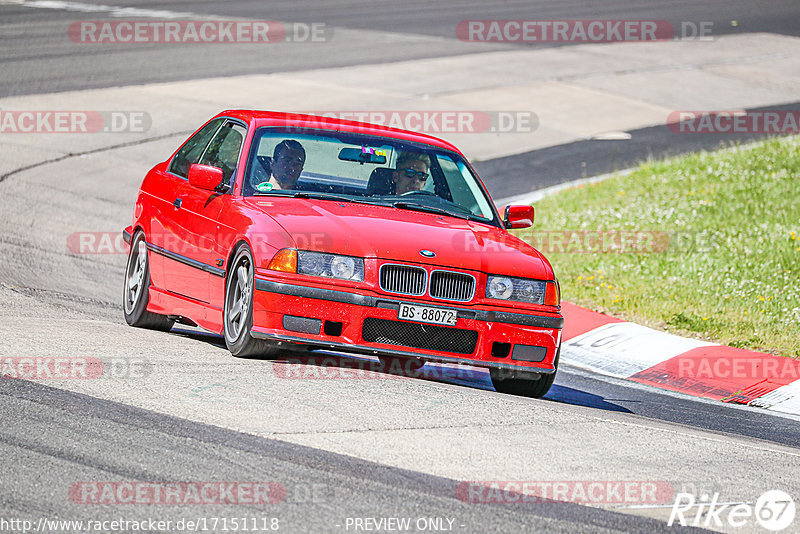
[339,147,387,165]
[188,164,224,191]
[503,205,535,229]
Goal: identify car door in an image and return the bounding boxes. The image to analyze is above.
[157,118,224,301]
[170,120,247,305]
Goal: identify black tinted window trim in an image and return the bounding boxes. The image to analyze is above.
[199,119,248,192]
[167,117,247,182]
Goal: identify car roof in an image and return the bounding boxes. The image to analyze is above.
[215,110,463,154]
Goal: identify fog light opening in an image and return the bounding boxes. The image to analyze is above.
[491,342,511,358]
[324,321,343,336]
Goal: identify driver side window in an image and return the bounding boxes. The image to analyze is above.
[168,118,223,179]
[200,122,246,185]
[436,155,491,218]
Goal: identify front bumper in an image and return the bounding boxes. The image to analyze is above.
[252,278,562,374]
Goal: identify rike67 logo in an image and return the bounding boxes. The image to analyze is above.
[669,490,795,531]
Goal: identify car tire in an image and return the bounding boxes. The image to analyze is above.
[123,231,175,331]
[224,245,280,358]
[489,345,560,398]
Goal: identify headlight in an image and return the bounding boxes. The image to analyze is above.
[486,276,514,299]
[486,275,550,304]
[330,256,357,279]
[297,251,364,281]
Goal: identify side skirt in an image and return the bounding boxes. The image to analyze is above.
[148,287,223,335]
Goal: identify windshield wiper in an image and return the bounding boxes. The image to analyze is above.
[252,190,296,197]
[392,201,471,220]
[290,192,356,202]
[253,191,373,204]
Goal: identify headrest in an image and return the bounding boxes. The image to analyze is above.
[365,167,395,196]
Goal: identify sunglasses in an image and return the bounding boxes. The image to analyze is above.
[399,168,429,181]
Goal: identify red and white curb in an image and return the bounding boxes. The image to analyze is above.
[559,302,800,416]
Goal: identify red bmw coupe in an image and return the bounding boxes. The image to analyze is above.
[123,110,563,397]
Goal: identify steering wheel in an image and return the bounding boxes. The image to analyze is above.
[250,155,272,189]
[400,190,437,197]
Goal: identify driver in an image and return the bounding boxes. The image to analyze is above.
[392,151,431,195]
[253,139,306,192]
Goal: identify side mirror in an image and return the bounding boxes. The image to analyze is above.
[503,205,535,229]
[188,163,224,191]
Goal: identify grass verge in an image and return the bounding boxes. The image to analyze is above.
[514,136,800,358]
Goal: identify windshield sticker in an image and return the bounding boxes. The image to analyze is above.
[255,182,274,192]
[361,147,386,157]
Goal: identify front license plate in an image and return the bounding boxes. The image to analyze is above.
[398,303,458,326]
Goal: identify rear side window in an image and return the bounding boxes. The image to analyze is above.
[169,118,223,178]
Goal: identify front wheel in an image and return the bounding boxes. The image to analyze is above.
[224,245,280,358]
[490,346,560,398]
[122,231,174,331]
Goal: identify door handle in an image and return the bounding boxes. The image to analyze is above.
[173,198,182,209]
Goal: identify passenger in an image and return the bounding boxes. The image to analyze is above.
[253,139,306,191]
[392,151,431,195]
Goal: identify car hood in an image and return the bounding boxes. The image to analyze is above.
[242,198,551,279]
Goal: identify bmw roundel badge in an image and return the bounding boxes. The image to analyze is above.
[419,250,436,258]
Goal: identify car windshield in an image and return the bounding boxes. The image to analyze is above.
[243,128,497,224]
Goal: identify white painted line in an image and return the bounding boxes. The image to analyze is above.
[494,136,789,208]
[562,322,715,379]
[2,0,205,19]
[592,131,632,141]
[494,169,633,207]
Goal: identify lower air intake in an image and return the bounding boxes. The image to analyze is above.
[362,318,478,354]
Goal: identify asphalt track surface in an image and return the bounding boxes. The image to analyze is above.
[477,101,800,200]
[3,0,800,96]
[3,379,709,534]
[2,1,800,532]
